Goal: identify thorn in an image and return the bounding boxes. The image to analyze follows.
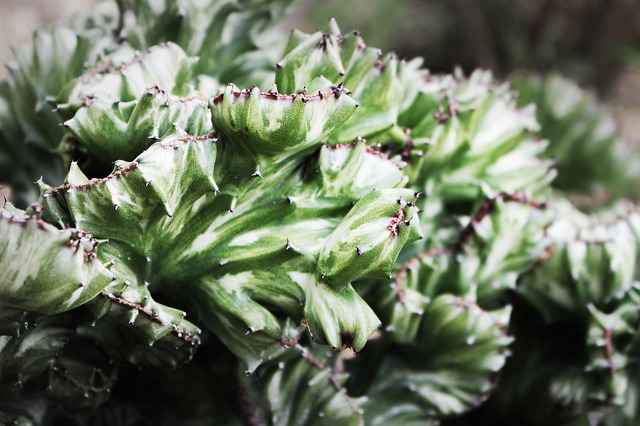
[252,171,263,178]
[285,239,293,250]
[356,247,363,256]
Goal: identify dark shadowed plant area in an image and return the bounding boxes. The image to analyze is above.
[1,1,640,425]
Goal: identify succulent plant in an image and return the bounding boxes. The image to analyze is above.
[1,1,639,425]
[512,73,640,199]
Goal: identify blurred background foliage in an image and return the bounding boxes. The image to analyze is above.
[295,0,640,91]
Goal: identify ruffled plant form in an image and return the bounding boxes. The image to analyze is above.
[1,1,639,425]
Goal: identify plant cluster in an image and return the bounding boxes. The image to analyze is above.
[1,1,640,425]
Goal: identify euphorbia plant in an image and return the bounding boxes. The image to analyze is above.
[1,1,640,425]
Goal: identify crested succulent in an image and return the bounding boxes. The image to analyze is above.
[1,1,640,425]
[512,73,640,199]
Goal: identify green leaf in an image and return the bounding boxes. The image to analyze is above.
[366,194,549,347]
[318,141,407,198]
[0,203,113,314]
[513,73,640,198]
[296,272,381,352]
[520,198,639,322]
[355,294,511,424]
[275,20,404,144]
[210,83,358,158]
[403,70,553,202]
[57,43,212,164]
[87,240,201,369]
[0,317,72,381]
[317,189,422,285]
[525,300,637,413]
[262,347,364,426]
[65,86,211,164]
[118,0,294,86]
[275,19,379,94]
[62,43,196,107]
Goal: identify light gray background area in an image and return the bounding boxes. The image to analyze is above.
[0,0,97,200]
[0,0,98,78]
